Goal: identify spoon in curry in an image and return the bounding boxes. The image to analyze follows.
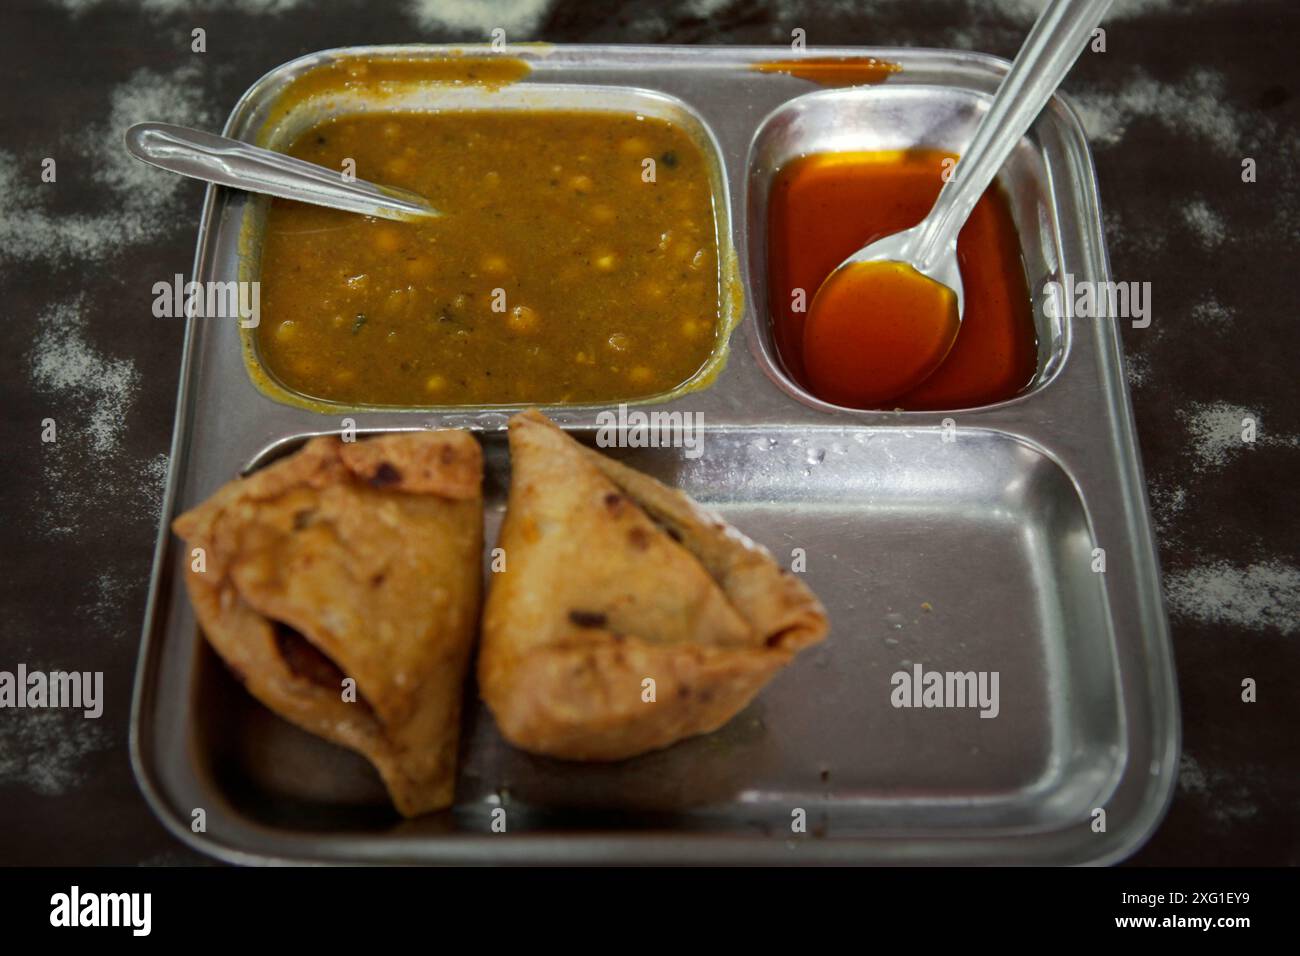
[124,122,440,222]
[801,0,1111,408]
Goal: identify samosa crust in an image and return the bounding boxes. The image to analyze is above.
[479,410,828,760]
[172,431,483,816]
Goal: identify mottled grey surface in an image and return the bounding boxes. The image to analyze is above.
[1,0,1296,865]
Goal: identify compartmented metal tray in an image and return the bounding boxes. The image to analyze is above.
[131,44,1178,865]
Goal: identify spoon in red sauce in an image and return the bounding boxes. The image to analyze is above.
[803,0,1112,408]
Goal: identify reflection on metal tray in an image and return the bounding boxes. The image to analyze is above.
[131,44,1178,865]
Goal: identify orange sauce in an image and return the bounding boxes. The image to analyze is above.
[752,57,901,87]
[803,261,959,407]
[768,150,1037,410]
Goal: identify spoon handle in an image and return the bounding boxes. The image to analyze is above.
[908,0,1111,268]
[123,122,439,222]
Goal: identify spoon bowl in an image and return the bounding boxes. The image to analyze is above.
[803,237,962,407]
[843,222,966,319]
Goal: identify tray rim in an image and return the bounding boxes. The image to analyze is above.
[130,42,1179,867]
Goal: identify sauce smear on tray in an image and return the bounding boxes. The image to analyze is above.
[258,110,722,406]
[752,57,901,87]
[768,150,1036,410]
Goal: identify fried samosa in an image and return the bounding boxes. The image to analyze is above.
[479,410,828,760]
[172,431,483,816]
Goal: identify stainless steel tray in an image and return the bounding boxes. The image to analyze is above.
[131,44,1178,865]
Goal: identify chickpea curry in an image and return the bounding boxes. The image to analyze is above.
[256,109,723,406]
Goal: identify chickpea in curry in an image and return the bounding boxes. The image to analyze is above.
[257,110,723,406]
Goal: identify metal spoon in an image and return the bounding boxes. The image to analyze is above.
[123,122,439,222]
[802,0,1111,408]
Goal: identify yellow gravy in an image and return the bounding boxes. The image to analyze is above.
[257,109,723,406]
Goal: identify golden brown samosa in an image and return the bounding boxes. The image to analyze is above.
[172,431,483,816]
[479,410,828,760]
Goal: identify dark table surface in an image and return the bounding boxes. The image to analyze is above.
[1,0,1296,866]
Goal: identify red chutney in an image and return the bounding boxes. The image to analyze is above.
[768,150,1037,410]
